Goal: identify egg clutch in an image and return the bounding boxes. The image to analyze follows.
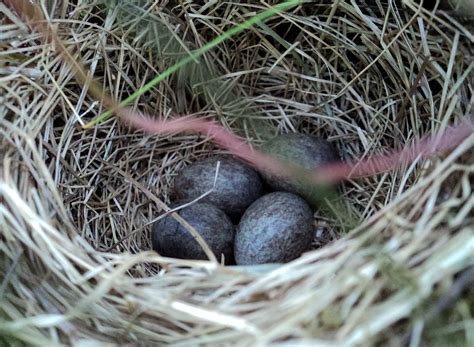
[152,133,340,265]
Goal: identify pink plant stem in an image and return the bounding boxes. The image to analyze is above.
[318,114,474,183]
[9,0,472,184]
[119,109,474,184]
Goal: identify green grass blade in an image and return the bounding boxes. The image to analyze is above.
[84,0,302,128]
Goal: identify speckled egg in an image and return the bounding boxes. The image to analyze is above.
[172,155,263,222]
[152,202,234,263]
[234,192,314,265]
[260,133,340,200]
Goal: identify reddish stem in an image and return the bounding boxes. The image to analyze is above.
[119,109,474,184]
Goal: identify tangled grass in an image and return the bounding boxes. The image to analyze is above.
[1,0,473,345]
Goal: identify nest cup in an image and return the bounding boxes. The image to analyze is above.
[1,1,473,346]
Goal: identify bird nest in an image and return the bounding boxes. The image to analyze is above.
[1,1,473,345]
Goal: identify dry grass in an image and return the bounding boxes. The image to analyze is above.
[1,0,473,345]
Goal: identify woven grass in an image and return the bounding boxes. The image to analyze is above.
[1,0,473,345]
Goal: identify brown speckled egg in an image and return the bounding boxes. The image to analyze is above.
[152,202,234,263]
[234,192,313,265]
[260,133,340,201]
[172,155,263,222]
